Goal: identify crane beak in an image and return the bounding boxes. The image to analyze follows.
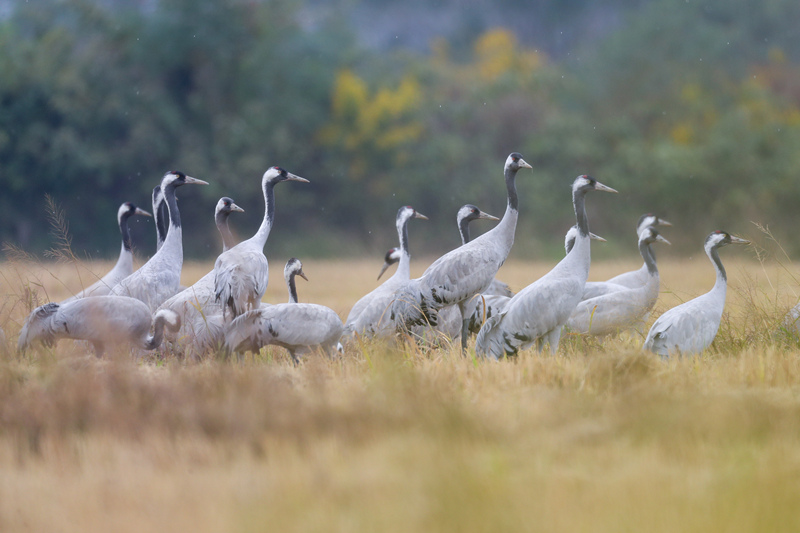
[730,235,750,245]
[655,235,671,245]
[135,208,153,217]
[594,181,618,193]
[589,232,606,242]
[518,158,533,169]
[414,212,429,220]
[478,211,500,221]
[230,203,245,213]
[287,173,310,183]
[377,262,392,280]
[298,270,309,282]
[184,176,209,186]
[658,218,673,227]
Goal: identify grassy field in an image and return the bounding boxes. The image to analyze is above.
[2,253,800,532]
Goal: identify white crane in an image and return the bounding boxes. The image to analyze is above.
[390,153,532,349]
[17,296,180,357]
[62,202,152,303]
[214,166,308,319]
[110,171,208,311]
[343,206,427,339]
[224,258,344,363]
[582,214,672,299]
[158,197,245,356]
[566,226,670,336]
[464,225,605,336]
[644,230,749,357]
[476,175,617,358]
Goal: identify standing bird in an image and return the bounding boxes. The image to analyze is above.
[582,214,672,299]
[224,258,344,363]
[158,197,245,355]
[62,202,152,303]
[464,225,606,336]
[644,231,749,357]
[390,153,532,350]
[111,171,208,311]
[214,167,308,319]
[476,175,617,358]
[566,227,670,336]
[343,206,427,339]
[18,296,180,357]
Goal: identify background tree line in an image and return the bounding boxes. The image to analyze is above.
[2,0,800,261]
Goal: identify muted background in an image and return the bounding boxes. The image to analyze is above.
[2,0,800,261]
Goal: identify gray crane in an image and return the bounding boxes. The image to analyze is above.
[390,153,532,350]
[111,171,208,311]
[158,197,245,357]
[582,214,672,299]
[224,258,344,363]
[343,206,427,340]
[644,231,749,357]
[214,167,308,319]
[475,175,617,358]
[464,225,605,337]
[18,296,181,357]
[566,227,670,336]
[62,202,152,303]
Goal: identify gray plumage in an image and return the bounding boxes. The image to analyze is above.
[566,227,670,336]
[644,231,749,357]
[582,214,672,299]
[17,296,181,357]
[465,225,606,336]
[476,175,617,358]
[343,206,427,339]
[62,202,152,303]
[390,153,532,347]
[214,166,309,319]
[224,258,344,363]
[111,171,208,311]
[158,197,245,356]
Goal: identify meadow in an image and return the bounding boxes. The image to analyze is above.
[2,251,800,532]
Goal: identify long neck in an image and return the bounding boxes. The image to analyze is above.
[640,240,658,276]
[156,198,168,251]
[707,244,727,292]
[216,212,235,252]
[565,189,591,280]
[488,166,521,250]
[395,217,412,279]
[253,179,276,248]
[287,273,298,303]
[161,184,183,257]
[574,189,589,238]
[113,214,134,271]
[458,217,471,245]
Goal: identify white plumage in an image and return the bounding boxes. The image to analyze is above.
[644,231,749,357]
[62,202,152,303]
[224,258,344,363]
[476,175,617,358]
[18,296,181,357]
[343,206,427,340]
[214,166,308,319]
[111,171,208,311]
[566,227,670,336]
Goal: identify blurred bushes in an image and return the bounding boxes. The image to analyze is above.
[2,0,800,260]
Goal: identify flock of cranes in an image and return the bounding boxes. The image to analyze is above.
[17,152,764,362]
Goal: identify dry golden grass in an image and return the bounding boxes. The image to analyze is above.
[2,254,800,532]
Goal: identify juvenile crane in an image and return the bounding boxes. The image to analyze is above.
[476,175,617,358]
[390,153,532,349]
[214,167,308,319]
[62,202,152,303]
[566,226,670,336]
[111,171,207,310]
[224,258,344,363]
[644,230,749,357]
[344,206,427,339]
[18,296,180,357]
